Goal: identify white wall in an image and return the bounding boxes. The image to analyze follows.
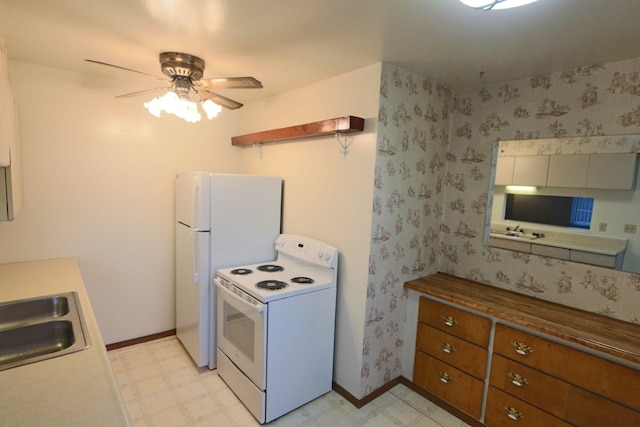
[0,61,242,343]
[238,63,381,398]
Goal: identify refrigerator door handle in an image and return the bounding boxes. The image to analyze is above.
[191,176,200,231]
[191,231,200,284]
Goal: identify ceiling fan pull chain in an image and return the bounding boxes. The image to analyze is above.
[335,132,352,159]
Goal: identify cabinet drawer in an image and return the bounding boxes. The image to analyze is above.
[413,351,483,418]
[485,386,572,427]
[490,354,640,425]
[493,324,640,411]
[416,323,487,379]
[418,298,490,347]
[565,385,640,426]
[490,354,571,419]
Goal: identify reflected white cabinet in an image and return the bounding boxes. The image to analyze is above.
[547,154,589,188]
[494,156,515,186]
[496,153,638,190]
[495,155,549,186]
[586,153,639,190]
[512,155,549,186]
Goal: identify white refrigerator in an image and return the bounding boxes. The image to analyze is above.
[175,172,282,368]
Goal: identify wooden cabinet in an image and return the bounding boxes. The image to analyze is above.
[416,323,487,379]
[493,324,640,413]
[485,386,572,427]
[414,352,484,418]
[414,298,490,418]
[417,298,491,347]
[407,274,640,427]
[489,354,573,420]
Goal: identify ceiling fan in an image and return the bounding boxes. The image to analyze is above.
[85,52,262,114]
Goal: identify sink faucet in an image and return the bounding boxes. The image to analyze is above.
[510,225,521,233]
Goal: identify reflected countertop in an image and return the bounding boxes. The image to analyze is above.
[489,225,627,256]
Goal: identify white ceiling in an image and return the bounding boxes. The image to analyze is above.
[2,0,640,105]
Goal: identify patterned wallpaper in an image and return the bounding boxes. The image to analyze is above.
[443,57,640,319]
[361,58,640,397]
[362,63,452,396]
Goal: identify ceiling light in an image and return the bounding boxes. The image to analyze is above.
[144,91,221,123]
[460,0,539,10]
[505,185,538,193]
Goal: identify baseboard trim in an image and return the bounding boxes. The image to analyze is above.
[105,329,176,351]
[332,377,403,409]
[332,377,483,427]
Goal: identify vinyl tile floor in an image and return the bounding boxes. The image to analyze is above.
[108,337,471,427]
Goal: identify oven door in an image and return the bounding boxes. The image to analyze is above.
[215,277,267,390]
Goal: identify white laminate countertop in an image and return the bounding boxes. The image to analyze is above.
[489,224,627,256]
[0,258,131,427]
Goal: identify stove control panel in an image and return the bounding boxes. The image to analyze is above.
[275,234,338,269]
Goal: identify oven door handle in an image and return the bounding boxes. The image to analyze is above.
[214,278,265,313]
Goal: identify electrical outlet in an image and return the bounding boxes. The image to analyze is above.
[599,222,608,232]
[624,224,637,234]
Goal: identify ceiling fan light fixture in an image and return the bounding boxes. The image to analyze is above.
[460,0,539,10]
[144,91,210,123]
[202,99,222,119]
[87,51,260,121]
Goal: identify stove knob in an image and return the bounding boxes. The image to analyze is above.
[324,253,331,261]
[318,249,324,258]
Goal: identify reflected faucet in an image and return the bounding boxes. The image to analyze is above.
[505,225,522,236]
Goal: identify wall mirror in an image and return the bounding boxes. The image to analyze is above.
[486,134,640,274]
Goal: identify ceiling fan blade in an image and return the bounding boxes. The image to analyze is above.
[197,90,243,110]
[115,87,170,98]
[196,77,263,89]
[85,59,170,82]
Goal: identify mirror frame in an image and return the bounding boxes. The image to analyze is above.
[485,134,640,274]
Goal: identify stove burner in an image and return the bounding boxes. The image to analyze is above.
[257,264,284,273]
[291,277,315,284]
[256,280,288,291]
[230,268,253,275]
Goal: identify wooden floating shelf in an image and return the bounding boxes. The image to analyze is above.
[231,116,365,146]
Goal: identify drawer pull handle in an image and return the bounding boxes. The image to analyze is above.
[439,371,452,383]
[504,406,524,420]
[443,315,459,327]
[441,342,456,354]
[508,372,530,387]
[511,341,534,355]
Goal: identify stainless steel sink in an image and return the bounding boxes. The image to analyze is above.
[490,229,544,241]
[0,292,90,371]
[0,295,70,329]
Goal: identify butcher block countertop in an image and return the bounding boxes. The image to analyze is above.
[0,258,131,426]
[405,273,640,367]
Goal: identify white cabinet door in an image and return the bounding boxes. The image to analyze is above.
[587,153,638,190]
[547,154,589,188]
[512,155,549,186]
[495,156,515,185]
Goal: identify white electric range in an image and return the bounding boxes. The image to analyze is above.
[214,234,338,424]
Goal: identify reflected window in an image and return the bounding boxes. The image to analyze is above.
[505,194,594,230]
[570,197,594,229]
